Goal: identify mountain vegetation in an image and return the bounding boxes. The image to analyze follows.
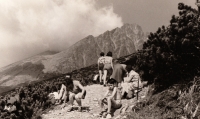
[0,2,200,119]
[121,3,200,119]
[134,2,200,90]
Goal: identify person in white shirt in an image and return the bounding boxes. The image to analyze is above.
[121,65,142,99]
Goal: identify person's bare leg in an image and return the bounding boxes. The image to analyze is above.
[106,97,112,113]
[60,95,68,108]
[101,98,108,111]
[75,94,82,112]
[103,70,107,86]
[69,93,75,106]
[99,70,103,83]
[75,94,82,106]
[63,95,67,103]
[66,93,76,111]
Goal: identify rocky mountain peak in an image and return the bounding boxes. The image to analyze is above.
[0,23,147,89]
[43,23,148,73]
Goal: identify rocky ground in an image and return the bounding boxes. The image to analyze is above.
[42,84,148,119]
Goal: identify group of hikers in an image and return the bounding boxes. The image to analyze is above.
[0,51,142,119]
[96,51,143,118]
[55,51,142,118]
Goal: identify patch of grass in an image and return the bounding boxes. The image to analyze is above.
[124,77,200,119]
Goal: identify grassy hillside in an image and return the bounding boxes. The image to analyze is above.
[0,51,61,94]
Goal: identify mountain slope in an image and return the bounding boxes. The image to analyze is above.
[42,23,147,73]
[0,51,59,87]
[0,23,147,93]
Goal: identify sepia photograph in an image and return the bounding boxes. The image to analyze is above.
[0,0,199,119]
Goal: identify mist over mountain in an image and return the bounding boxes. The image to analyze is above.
[0,23,147,93]
[0,0,123,68]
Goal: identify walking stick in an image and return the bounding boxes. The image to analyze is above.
[137,80,139,100]
[137,76,140,100]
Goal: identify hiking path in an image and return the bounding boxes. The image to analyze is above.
[42,84,148,119]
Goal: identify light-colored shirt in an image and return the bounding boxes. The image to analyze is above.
[103,56,113,70]
[49,92,59,99]
[98,57,105,64]
[104,56,112,64]
[124,70,139,82]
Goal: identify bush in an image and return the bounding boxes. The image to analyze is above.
[132,3,200,91]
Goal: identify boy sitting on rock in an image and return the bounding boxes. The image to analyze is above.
[99,78,122,118]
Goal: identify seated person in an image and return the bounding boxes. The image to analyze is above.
[121,65,142,99]
[60,76,86,112]
[99,78,122,118]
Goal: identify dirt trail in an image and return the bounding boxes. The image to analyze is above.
[42,84,148,119]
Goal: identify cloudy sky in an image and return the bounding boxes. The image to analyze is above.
[0,0,197,68]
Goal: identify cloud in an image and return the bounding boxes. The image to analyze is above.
[0,0,123,68]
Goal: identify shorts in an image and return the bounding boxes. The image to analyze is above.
[98,63,104,71]
[111,99,122,109]
[102,98,122,109]
[103,64,112,70]
[70,90,87,99]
